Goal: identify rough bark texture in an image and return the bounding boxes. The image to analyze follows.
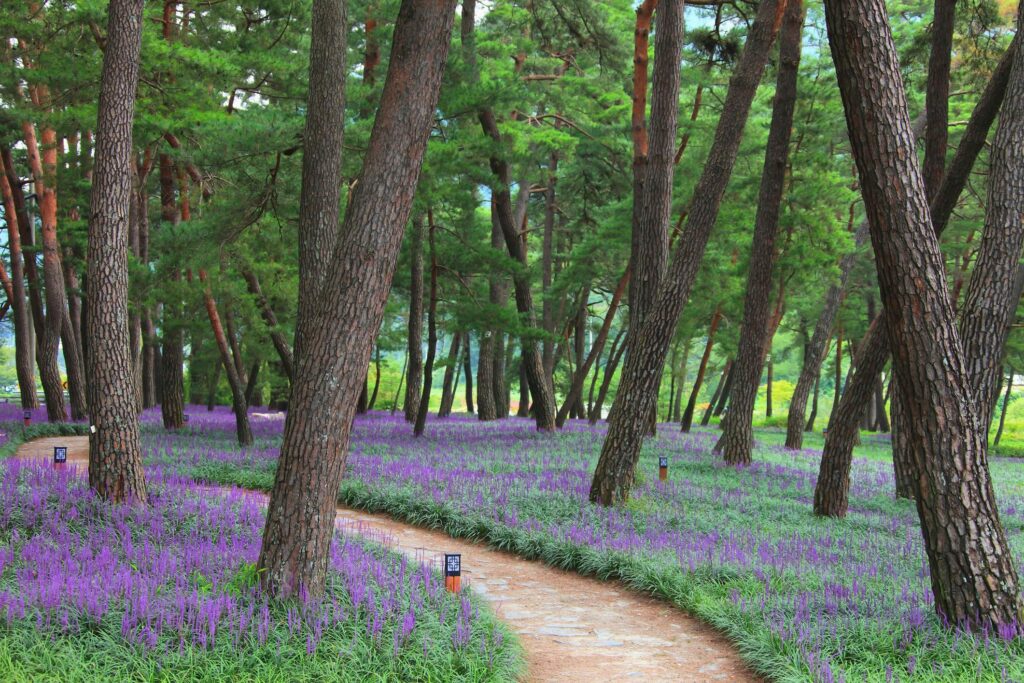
[823,0,1023,630]
[404,215,424,422]
[814,31,1016,503]
[257,0,456,598]
[463,332,474,414]
[589,0,786,505]
[293,0,346,366]
[716,0,802,464]
[85,0,147,503]
[477,332,496,420]
[681,305,721,432]
[959,17,1024,434]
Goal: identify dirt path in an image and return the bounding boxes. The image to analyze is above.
[16,436,759,683]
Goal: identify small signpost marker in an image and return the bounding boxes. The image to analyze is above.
[444,553,462,593]
[23,410,31,428]
[184,414,190,423]
[659,455,668,482]
[53,446,67,467]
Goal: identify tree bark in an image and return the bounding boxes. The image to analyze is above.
[257,0,456,598]
[715,0,802,464]
[404,215,424,422]
[822,0,1023,630]
[702,359,733,427]
[557,270,629,427]
[592,330,627,424]
[414,215,438,436]
[86,0,147,503]
[463,332,474,414]
[681,305,721,432]
[590,0,786,505]
[923,0,957,201]
[200,271,253,446]
[158,155,184,430]
[242,268,294,381]
[958,18,1024,435]
[0,158,38,408]
[438,331,461,417]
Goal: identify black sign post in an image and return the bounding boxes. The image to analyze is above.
[444,553,462,593]
[54,446,68,466]
[23,410,31,428]
[658,455,668,482]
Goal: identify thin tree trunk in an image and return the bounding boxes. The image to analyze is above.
[590,0,785,505]
[711,360,735,419]
[404,215,424,422]
[0,159,38,408]
[367,346,381,410]
[62,308,88,419]
[463,332,474,414]
[827,329,843,427]
[245,361,261,407]
[673,338,691,423]
[681,305,721,432]
[765,355,774,419]
[716,0,802,464]
[702,360,732,427]
[158,156,184,430]
[391,351,407,416]
[199,271,253,446]
[592,331,627,424]
[438,332,461,417]
[414,214,438,436]
[805,373,820,432]
[822,0,1023,629]
[242,268,294,381]
[994,370,1013,448]
[257,0,456,598]
[557,269,629,427]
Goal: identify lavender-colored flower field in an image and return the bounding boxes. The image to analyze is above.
[135,406,1023,682]
[0,413,517,682]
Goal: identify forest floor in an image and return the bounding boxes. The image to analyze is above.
[16,435,757,683]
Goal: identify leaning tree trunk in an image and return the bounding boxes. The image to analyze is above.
[681,305,721,432]
[590,0,785,505]
[200,271,253,447]
[257,0,456,599]
[823,0,1023,630]
[812,29,1018,506]
[994,370,1013,448]
[958,16,1024,436]
[591,330,627,424]
[86,0,148,503]
[242,268,294,382]
[404,215,424,422]
[716,0,802,465]
[438,332,461,417]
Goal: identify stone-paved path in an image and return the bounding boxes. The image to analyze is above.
[17,436,760,683]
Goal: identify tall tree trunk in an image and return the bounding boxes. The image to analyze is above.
[391,351,407,415]
[557,270,628,426]
[628,0,684,432]
[86,0,147,503]
[517,351,531,417]
[404,214,424,422]
[590,0,785,505]
[62,308,88,419]
[672,338,691,423]
[765,354,774,418]
[158,155,184,430]
[827,329,843,426]
[923,0,957,201]
[142,311,158,408]
[814,30,1018,504]
[681,305,721,432]
[493,331,509,418]
[958,20,1024,435]
[542,152,557,381]
[822,0,1023,629]
[715,0,802,464]
[711,360,735,419]
[414,215,438,436]
[463,332,474,414]
[199,271,253,446]
[438,332,461,417]
[477,332,496,420]
[257,0,456,598]
[0,160,38,408]
[245,361,261,407]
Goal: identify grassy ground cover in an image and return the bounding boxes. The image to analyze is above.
[142,407,1024,682]
[0,428,520,682]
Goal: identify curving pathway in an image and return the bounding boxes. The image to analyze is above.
[16,436,759,683]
